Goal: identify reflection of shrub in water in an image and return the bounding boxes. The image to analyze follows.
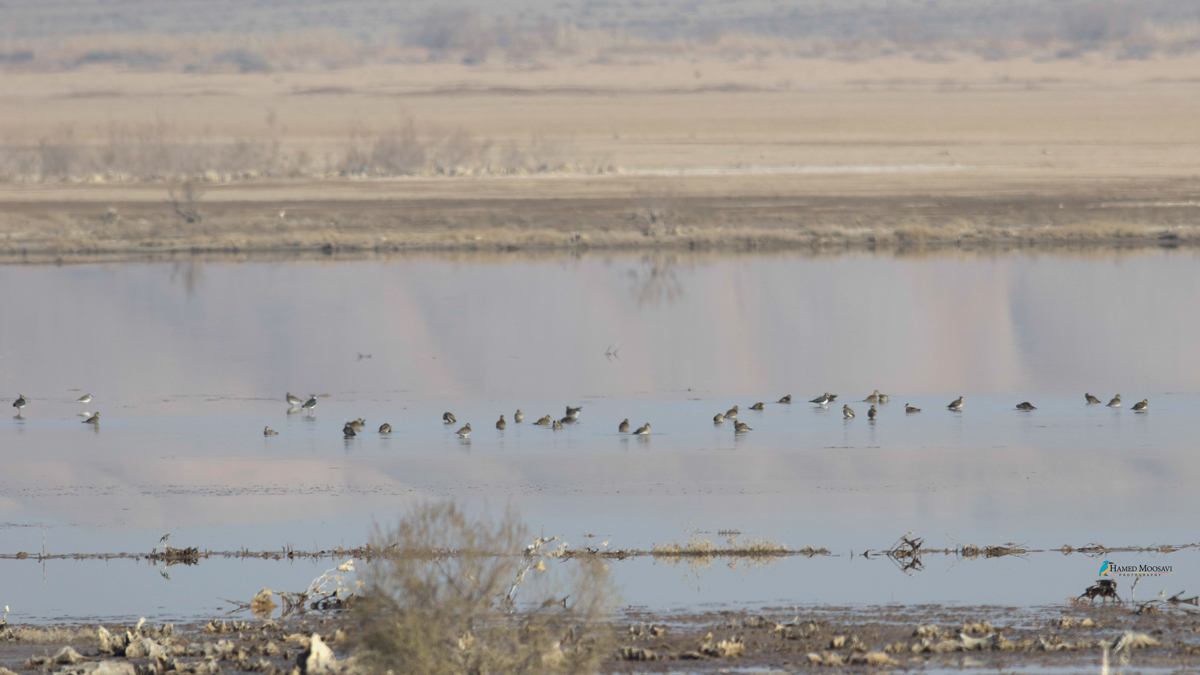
[628,255,685,306]
[354,502,616,675]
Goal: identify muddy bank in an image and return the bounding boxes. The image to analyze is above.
[2,175,1200,263]
[3,602,1197,674]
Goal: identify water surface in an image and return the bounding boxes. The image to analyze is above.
[1,249,1197,620]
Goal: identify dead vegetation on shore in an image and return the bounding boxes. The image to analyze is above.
[878,532,1200,562]
[4,516,1200,674]
[0,120,612,185]
[2,534,1194,567]
[2,186,1199,263]
[1,604,1190,675]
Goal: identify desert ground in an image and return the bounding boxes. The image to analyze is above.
[3,53,1200,260]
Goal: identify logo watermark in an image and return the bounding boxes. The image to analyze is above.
[1100,559,1172,576]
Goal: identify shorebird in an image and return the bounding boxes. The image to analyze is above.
[633,423,650,435]
[84,412,100,425]
[379,423,392,434]
[618,419,630,433]
[534,415,551,426]
[864,390,880,403]
[496,415,506,430]
[350,418,365,431]
[302,395,317,415]
[514,410,524,423]
[552,420,563,430]
[867,405,877,420]
[809,394,832,406]
[750,402,765,410]
[559,416,577,425]
[843,405,855,419]
[1132,399,1149,412]
[12,393,26,415]
[947,396,964,411]
[456,423,471,438]
[78,393,93,411]
[878,394,890,404]
[565,406,582,420]
[1085,393,1101,404]
[443,412,456,424]
[286,392,302,407]
[734,421,752,433]
[1107,394,1121,408]
[778,394,792,404]
[263,426,277,436]
[725,405,739,419]
[343,423,356,438]
[713,412,725,424]
[1016,402,1036,411]
[827,394,839,401]
[159,533,171,545]
[905,404,921,413]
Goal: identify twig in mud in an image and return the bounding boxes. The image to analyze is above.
[1167,590,1199,606]
[1132,589,1200,614]
[1130,574,1144,604]
[223,558,361,618]
[500,535,563,612]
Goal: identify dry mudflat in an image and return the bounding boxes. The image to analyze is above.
[3,55,1200,261]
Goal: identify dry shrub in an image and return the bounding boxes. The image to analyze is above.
[497,135,572,174]
[168,181,204,224]
[353,502,616,675]
[340,123,571,177]
[36,133,82,180]
[893,223,949,243]
[0,118,597,182]
[0,121,295,181]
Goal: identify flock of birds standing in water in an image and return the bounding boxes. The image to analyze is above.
[252,390,1148,438]
[8,390,1151,435]
[10,393,100,423]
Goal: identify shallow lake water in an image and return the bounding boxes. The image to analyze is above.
[1,249,1199,621]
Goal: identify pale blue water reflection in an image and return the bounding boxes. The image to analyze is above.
[0,249,1198,619]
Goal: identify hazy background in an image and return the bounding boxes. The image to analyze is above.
[3,0,1199,70]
